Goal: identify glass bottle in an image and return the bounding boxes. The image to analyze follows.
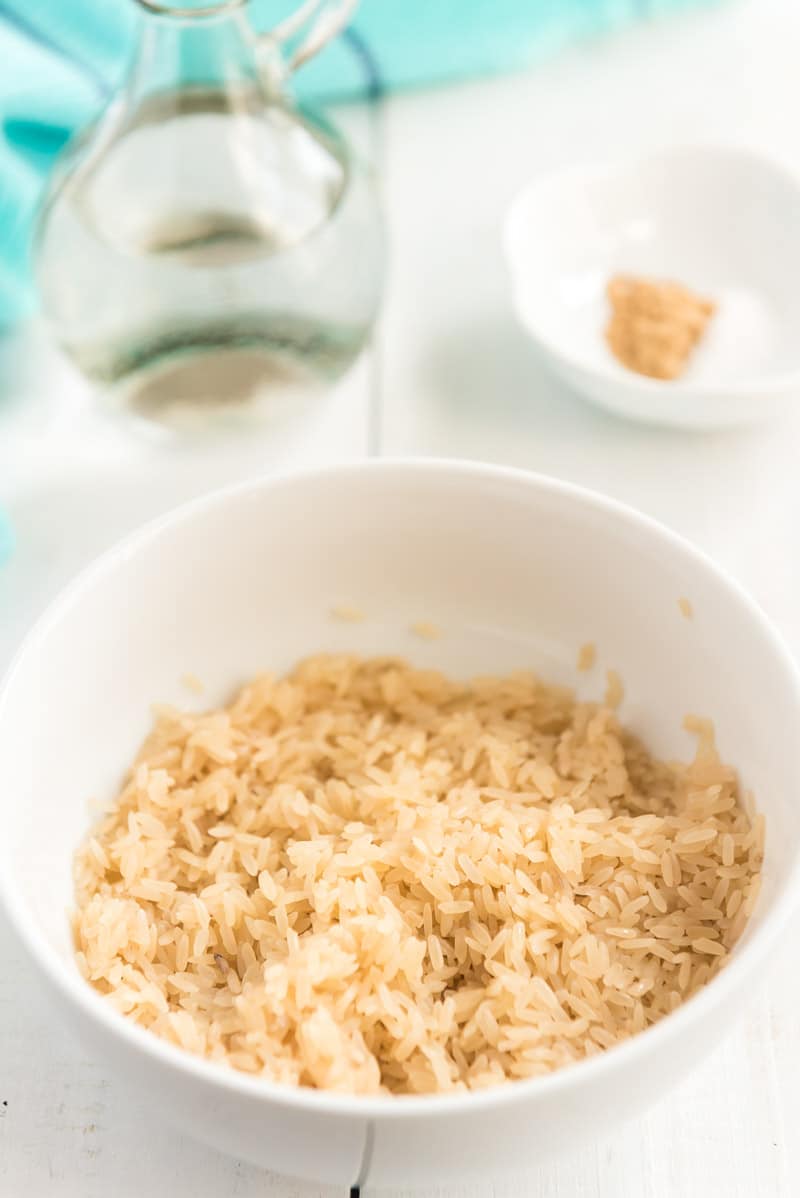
[33,0,383,434]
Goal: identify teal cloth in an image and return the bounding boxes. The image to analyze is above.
[0,0,721,326]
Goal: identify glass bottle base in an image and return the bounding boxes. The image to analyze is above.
[64,314,369,436]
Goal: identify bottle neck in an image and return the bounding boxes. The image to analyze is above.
[129,4,263,105]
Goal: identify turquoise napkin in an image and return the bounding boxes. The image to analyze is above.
[0,0,721,326]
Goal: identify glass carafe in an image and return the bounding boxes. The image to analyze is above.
[34,0,383,433]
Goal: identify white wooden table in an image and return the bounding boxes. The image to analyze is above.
[2,0,800,1192]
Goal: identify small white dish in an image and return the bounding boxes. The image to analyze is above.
[504,145,800,429]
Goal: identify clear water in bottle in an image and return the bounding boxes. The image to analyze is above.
[34,2,383,434]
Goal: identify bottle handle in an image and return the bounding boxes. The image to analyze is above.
[264,0,358,72]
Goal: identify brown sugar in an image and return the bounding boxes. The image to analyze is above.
[605,274,716,381]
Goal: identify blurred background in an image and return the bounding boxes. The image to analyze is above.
[0,0,720,324]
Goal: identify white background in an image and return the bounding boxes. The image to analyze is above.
[2,0,800,1193]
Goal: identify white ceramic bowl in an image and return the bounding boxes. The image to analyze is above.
[1,460,799,1189]
[505,145,800,429]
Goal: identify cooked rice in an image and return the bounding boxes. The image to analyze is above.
[73,655,763,1095]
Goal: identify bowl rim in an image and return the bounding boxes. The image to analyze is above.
[1,456,799,1120]
[503,141,800,402]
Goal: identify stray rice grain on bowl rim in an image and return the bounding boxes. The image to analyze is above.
[73,653,764,1096]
